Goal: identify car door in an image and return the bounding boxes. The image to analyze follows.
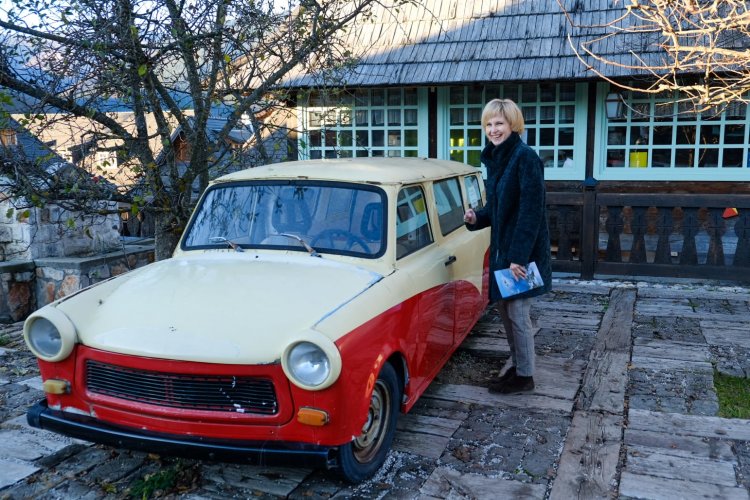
[395,185,454,389]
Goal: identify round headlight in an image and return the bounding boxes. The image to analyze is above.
[23,308,77,362]
[27,318,62,358]
[287,342,331,387]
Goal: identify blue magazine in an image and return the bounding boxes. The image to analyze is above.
[494,262,544,299]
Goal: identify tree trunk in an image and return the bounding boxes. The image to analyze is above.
[153,211,184,261]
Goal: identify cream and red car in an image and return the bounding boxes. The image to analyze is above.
[24,158,490,482]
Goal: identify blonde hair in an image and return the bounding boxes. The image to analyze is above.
[481,99,525,135]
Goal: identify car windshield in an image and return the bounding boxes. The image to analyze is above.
[182,181,387,258]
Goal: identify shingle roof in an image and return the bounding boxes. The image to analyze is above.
[283,0,749,87]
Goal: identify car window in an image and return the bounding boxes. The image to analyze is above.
[396,185,433,259]
[182,181,386,258]
[464,175,483,209]
[433,177,464,236]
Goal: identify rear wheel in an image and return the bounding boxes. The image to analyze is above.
[337,362,401,483]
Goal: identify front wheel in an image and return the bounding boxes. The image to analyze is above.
[336,362,401,483]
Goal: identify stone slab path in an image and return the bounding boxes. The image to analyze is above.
[1,279,750,499]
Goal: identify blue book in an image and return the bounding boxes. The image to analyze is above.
[494,262,544,299]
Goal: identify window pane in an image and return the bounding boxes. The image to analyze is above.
[338,131,353,147]
[433,178,464,235]
[388,89,401,106]
[698,148,719,168]
[450,109,464,125]
[539,128,554,145]
[467,87,483,104]
[356,110,369,126]
[372,130,384,147]
[723,149,744,168]
[559,105,575,124]
[652,126,672,145]
[540,106,555,123]
[396,186,432,258]
[559,128,574,146]
[559,150,574,167]
[388,109,401,126]
[467,150,481,167]
[338,150,352,158]
[608,127,626,145]
[404,109,418,126]
[356,130,369,147]
[388,150,401,157]
[450,149,463,162]
[559,83,576,101]
[404,150,418,157]
[522,85,537,102]
[676,125,696,145]
[607,150,625,168]
[371,89,384,106]
[325,130,336,146]
[540,83,555,102]
[309,130,321,147]
[468,129,482,147]
[724,124,745,144]
[310,150,322,159]
[310,112,322,127]
[388,130,401,146]
[404,88,418,106]
[450,129,465,147]
[675,149,693,167]
[450,87,464,104]
[522,106,536,124]
[652,149,672,168]
[526,129,536,146]
[404,130,418,147]
[339,110,352,126]
[371,110,384,126]
[467,108,481,125]
[355,89,369,106]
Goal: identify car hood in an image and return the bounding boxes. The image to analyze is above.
[56,253,383,364]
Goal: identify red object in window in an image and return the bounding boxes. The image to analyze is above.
[723,208,739,219]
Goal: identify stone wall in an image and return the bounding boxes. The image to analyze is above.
[0,198,122,261]
[0,242,154,323]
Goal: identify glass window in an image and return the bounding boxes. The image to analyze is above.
[446,83,583,177]
[464,175,483,209]
[396,186,433,258]
[433,178,464,235]
[602,86,750,178]
[301,88,420,159]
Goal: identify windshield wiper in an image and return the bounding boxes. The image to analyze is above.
[208,236,244,252]
[278,233,321,257]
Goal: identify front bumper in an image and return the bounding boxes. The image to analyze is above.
[27,399,336,469]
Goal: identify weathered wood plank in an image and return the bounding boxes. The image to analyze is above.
[630,355,713,373]
[625,429,735,461]
[702,322,750,349]
[549,411,622,500]
[620,472,749,500]
[625,445,738,486]
[636,286,750,302]
[631,339,712,362]
[637,305,748,323]
[628,408,750,441]
[531,301,604,314]
[548,282,615,296]
[578,288,635,413]
[396,413,462,437]
[425,383,573,413]
[392,432,450,459]
[420,466,546,499]
[201,463,310,497]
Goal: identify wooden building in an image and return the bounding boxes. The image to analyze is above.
[268,0,750,282]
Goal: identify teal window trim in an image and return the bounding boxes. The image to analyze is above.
[437,83,587,181]
[596,81,750,181]
[298,88,422,160]
[417,87,430,157]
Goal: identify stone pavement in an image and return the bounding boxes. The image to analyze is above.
[1,278,750,499]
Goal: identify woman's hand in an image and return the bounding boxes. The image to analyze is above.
[509,263,526,280]
[463,209,476,225]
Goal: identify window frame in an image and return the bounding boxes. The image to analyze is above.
[596,82,750,181]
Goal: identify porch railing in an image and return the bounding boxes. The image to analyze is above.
[547,192,750,282]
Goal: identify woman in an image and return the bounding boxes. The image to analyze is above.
[464,98,552,394]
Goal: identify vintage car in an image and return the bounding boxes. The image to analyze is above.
[24,158,490,482]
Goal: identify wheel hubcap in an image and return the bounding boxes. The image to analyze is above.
[352,379,391,463]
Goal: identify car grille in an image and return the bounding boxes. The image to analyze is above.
[85,360,278,415]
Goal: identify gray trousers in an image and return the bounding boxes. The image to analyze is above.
[497,297,535,377]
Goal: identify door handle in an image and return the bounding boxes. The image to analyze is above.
[444,255,457,266]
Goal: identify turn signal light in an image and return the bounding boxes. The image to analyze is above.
[297,407,329,426]
[42,379,70,395]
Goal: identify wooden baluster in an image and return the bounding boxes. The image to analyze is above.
[629,206,648,263]
[705,208,726,266]
[654,207,674,264]
[605,206,623,262]
[679,207,699,265]
[733,211,750,267]
[556,206,572,260]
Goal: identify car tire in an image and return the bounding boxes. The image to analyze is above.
[336,362,401,483]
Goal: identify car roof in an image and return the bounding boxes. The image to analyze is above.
[213,157,480,186]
